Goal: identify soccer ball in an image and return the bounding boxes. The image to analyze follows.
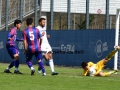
[89,66,96,76]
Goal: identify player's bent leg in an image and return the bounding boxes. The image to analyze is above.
[105,48,119,60]
[4,61,14,73]
[44,54,50,60]
[48,52,53,59]
[37,51,48,74]
[26,60,35,75]
[109,70,118,74]
[102,46,120,66]
[102,59,109,65]
[97,70,118,77]
[38,60,46,76]
[38,65,42,73]
[13,54,22,74]
[96,71,105,76]
[36,52,46,76]
[26,53,35,75]
[48,52,59,75]
[38,57,45,73]
[4,47,15,73]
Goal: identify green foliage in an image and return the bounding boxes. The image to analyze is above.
[77,15,95,29]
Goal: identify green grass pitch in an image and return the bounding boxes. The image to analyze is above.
[0,63,120,90]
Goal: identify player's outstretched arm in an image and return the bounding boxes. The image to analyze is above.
[16,38,24,41]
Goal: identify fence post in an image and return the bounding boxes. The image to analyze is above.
[20,0,23,21]
[50,0,54,30]
[67,0,71,30]
[0,0,2,29]
[5,0,9,31]
[86,0,89,29]
[106,0,109,29]
[34,0,38,27]
[38,0,42,18]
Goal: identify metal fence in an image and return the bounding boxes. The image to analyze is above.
[0,0,119,30]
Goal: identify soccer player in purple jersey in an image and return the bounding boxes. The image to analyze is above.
[22,18,46,75]
[4,19,23,74]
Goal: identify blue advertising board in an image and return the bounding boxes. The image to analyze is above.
[0,30,115,68]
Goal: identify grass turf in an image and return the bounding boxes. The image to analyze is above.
[0,63,120,90]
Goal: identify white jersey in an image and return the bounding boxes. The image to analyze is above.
[36,26,49,44]
[36,26,52,52]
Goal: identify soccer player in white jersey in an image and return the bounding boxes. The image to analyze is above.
[36,18,58,75]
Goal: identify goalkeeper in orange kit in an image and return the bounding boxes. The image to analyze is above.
[81,46,119,76]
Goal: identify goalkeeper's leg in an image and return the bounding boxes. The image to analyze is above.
[101,46,120,66]
[105,46,120,60]
[97,70,118,76]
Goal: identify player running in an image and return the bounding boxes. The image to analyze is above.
[22,18,46,76]
[36,18,58,75]
[81,46,119,76]
[4,19,23,74]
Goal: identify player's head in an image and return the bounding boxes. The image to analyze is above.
[38,18,46,27]
[14,19,22,29]
[81,62,88,70]
[26,18,33,26]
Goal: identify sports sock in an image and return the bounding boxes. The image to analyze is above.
[6,61,15,70]
[105,49,118,60]
[38,66,41,71]
[109,70,118,74]
[103,72,111,76]
[30,67,34,70]
[49,59,54,72]
[26,60,33,70]
[14,60,19,71]
[38,62,45,73]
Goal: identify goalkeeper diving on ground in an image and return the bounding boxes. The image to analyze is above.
[81,46,119,76]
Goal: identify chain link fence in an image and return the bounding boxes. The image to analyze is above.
[0,0,119,30]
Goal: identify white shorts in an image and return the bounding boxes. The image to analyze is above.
[41,43,52,55]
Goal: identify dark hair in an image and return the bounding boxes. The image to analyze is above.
[14,19,22,26]
[81,62,88,69]
[26,18,33,26]
[38,18,46,22]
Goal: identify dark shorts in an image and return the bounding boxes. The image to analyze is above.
[6,46,19,59]
[26,52,42,61]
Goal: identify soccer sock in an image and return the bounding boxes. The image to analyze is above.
[26,60,34,70]
[38,62,45,73]
[38,66,41,71]
[109,70,118,74]
[38,58,44,71]
[103,72,111,76]
[6,61,15,70]
[105,49,118,60]
[14,60,19,71]
[49,59,55,72]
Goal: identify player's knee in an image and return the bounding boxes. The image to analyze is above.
[44,55,49,60]
[38,60,42,62]
[98,72,105,76]
[50,56,53,59]
[14,54,19,60]
[103,59,109,64]
[48,53,52,59]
